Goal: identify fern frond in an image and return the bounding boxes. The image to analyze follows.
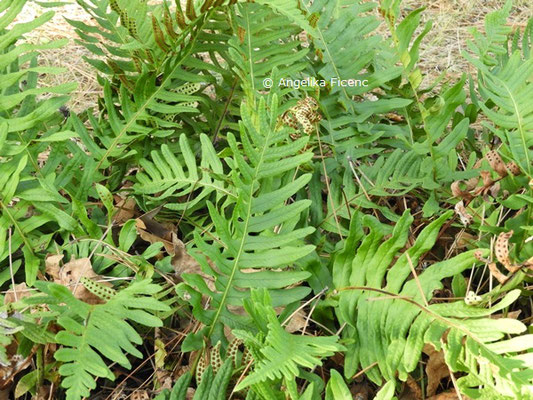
[177,95,315,343]
[301,0,404,130]
[463,3,533,178]
[333,210,533,398]
[30,279,169,400]
[0,0,81,284]
[228,2,308,101]
[234,290,344,391]
[134,133,234,213]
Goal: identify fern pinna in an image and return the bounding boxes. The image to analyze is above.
[333,210,533,399]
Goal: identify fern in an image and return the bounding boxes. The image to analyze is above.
[0,0,82,285]
[234,289,344,394]
[333,210,533,398]
[176,95,316,343]
[133,133,234,213]
[228,1,309,102]
[301,0,404,135]
[154,360,234,400]
[26,279,169,400]
[464,4,533,178]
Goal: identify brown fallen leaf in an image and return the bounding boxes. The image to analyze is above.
[426,392,459,400]
[58,257,112,304]
[136,217,175,255]
[495,231,518,273]
[171,233,215,291]
[130,390,150,400]
[113,196,137,225]
[45,253,63,281]
[454,200,473,226]
[399,375,422,400]
[4,283,33,304]
[485,150,507,178]
[424,344,449,397]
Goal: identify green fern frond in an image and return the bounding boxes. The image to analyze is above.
[177,95,315,343]
[463,3,533,178]
[228,2,309,101]
[0,0,81,285]
[31,279,170,400]
[333,210,533,398]
[301,0,404,129]
[134,133,233,212]
[234,290,344,391]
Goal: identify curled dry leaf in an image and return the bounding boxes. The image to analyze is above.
[488,262,508,284]
[450,181,474,201]
[130,390,150,400]
[485,150,507,177]
[0,343,33,390]
[454,200,473,226]
[506,161,521,176]
[136,217,175,255]
[474,250,489,263]
[423,344,449,397]
[400,375,422,400]
[479,170,494,187]
[495,231,513,270]
[451,151,522,202]
[171,233,215,291]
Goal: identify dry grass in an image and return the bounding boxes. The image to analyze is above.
[15,2,99,112]
[14,0,532,111]
[403,0,532,82]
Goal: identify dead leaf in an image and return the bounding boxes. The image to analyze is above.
[488,262,508,284]
[4,283,32,304]
[479,170,494,188]
[58,257,111,304]
[450,181,473,201]
[495,231,513,271]
[0,343,33,390]
[451,151,522,204]
[130,390,150,400]
[136,217,175,255]
[45,254,63,281]
[113,196,137,224]
[506,162,521,176]
[426,392,459,400]
[424,344,449,397]
[171,234,216,291]
[400,375,422,400]
[485,150,507,177]
[454,201,473,226]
